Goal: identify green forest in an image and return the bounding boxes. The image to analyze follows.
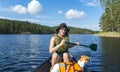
[0,18,94,34]
[99,0,120,32]
[0,0,120,34]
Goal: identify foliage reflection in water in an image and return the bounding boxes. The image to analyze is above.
[0,34,120,72]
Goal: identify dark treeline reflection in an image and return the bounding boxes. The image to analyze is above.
[100,37,120,72]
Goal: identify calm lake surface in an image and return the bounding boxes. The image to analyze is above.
[0,34,120,72]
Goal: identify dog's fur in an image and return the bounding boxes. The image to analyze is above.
[51,55,90,72]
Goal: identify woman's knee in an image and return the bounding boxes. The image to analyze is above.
[63,52,69,57]
[63,53,69,61]
[52,53,58,60]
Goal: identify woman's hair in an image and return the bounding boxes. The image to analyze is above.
[56,23,69,36]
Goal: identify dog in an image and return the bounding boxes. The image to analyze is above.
[50,55,90,72]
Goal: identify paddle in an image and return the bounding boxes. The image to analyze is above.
[65,42,97,51]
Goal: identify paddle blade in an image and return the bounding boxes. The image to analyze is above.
[89,44,97,51]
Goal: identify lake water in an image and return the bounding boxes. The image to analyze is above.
[0,34,120,72]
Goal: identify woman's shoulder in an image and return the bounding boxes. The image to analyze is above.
[52,34,58,38]
[50,34,56,42]
[53,34,57,36]
[51,34,57,39]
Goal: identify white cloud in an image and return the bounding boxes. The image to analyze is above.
[65,9,86,19]
[79,0,99,7]
[58,10,63,14]
[11,0,42,15]
[82,24,100,31]
[0,16,15,20]
[11,5,27,14]
[86,2,97,6]
[27,0,42,14]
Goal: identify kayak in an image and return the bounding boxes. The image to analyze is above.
[34,42,97,72]
[34,55,78,72]
[34,57,51,72]
[34,56,88,72]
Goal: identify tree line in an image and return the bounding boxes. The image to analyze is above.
[99,0,120,32]
[0,18,94,34]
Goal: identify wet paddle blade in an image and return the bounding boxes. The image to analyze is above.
[89,44,97,51]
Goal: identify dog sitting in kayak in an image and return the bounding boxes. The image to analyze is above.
[50,55,90,72]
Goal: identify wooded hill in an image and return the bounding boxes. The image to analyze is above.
[100,0,120,32]
[0,18,95,34]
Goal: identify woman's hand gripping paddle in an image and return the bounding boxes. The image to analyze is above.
[65,42,97,51]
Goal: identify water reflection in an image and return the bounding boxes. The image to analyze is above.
[69,35,120,72]
[100,37,120,72]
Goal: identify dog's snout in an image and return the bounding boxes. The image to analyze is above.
[86,58,90,62]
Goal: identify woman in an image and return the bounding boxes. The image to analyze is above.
[49,23,80,67]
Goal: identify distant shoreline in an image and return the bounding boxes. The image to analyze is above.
[94,32,120,37]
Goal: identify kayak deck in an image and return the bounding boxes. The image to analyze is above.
[34,57,51,72]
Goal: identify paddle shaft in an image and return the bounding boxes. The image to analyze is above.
[65,42,89,47]
[66,42,97,51]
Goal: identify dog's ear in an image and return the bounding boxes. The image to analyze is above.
[79,55,86,62]
[79,55,91,62]
[79,55,83,61]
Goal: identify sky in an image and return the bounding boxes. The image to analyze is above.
[0,0,104,31]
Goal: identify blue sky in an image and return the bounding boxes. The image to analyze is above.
[0,0,104,31]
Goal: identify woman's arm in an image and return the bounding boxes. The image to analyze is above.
[68,42,80,48]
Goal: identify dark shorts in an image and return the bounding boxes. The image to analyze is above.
[56,51,68,57]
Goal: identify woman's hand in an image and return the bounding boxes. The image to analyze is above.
[75,42,80,46]
[59,39,66,46]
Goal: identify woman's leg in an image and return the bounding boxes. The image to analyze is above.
[63,52,70,62]
[51,53,61,67]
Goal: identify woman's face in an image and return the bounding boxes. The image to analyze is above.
[59,27,67,36]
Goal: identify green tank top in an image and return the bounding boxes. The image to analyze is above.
[53,34,70,53]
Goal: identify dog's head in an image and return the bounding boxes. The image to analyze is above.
[79,55,90,63]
